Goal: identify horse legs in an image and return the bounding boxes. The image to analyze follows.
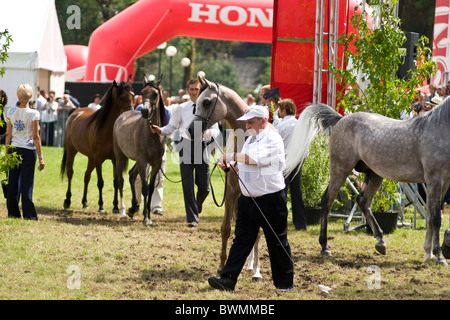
[95,161,105,213]
[424,181,447,265]
[355,171,386,255]
[218,189,237,274]
[319,174,349,256]
[114,155,127,220]
[112,158,120,214]
[246,231,262,282]
[139,162,155,226]
[63,148,77,210]
[81,159,95,210]
[128,164,140,217]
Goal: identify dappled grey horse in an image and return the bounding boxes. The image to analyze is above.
[284,102,450,265]
[187,76,263,281]
[113,76,168,226]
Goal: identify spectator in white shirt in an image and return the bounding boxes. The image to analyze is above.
[278,98,307,230]
[150,78,220,227]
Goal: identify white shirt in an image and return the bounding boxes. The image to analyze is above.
[87,102,101,110]
[238,126,286,197]
[42,101,58,122]
[277,115,297,149]
[161,100,220,144]
[6,106,40,150]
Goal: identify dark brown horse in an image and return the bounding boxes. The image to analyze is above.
[113,76,168,226]
[60,77,134,212]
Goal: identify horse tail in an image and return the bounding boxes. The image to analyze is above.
[284,103,343,177]
[60,147,67,179]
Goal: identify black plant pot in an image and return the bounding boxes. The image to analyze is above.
[305,207,321,225]
[366,211,399,234]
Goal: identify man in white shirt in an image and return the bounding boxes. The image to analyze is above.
[278,99,307,230]
[208,105,294,292]
[151,78,220,227]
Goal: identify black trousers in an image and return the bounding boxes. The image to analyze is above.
[179,141,210,223]
[221,190,294,289]
[7,147,38,220]
[284,166,307,230]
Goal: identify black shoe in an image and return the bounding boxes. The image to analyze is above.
[208,276,235,291]
[276,285,295,292]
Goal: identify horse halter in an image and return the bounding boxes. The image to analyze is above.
[194,82,220,129]
[141,82,159,125]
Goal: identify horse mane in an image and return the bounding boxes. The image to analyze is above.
[411,96,450,134]
[88,81,133,131]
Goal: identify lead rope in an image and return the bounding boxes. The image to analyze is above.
[211,138,297,267]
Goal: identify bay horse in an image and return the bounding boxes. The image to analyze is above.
[188,76,263,281]
[61,76,134,212]
[284,102,450,265]
[113,76,168,226]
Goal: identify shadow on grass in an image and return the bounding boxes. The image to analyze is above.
[35,205,226,229]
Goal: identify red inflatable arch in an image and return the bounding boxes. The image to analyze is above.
[65,0,367,110]
[71,0,273,82]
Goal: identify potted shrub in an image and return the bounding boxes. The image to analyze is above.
[368,179,400,234]
[300,133,331,225]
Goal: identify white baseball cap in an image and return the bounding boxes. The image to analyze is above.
[237,105,269,121]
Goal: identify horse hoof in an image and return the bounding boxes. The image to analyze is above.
[127,209,135,218]
[375,241,387,255]
[142,219,153,226]
[119,215,128,221]
[63,200,70,210]
[437,257,448,266]
[112,208,120,214]
[252,276,263,282]
[320,249,332,256]
[98,209,106,214]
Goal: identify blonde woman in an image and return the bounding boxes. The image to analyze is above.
[5,84,44,220]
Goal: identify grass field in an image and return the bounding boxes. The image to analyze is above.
[0,146,449,301]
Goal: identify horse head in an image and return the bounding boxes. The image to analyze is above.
[188,76,228,140]
[141,74,168,127]
[111,74,134,113]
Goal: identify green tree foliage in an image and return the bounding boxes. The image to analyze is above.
[330,0,436,119]
[0,29,23,175]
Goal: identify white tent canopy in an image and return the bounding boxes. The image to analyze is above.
[0,0,66,107]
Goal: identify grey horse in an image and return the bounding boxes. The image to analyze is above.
[113,76,168,226]
[284,102,450,265]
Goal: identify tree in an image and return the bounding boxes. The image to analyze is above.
[0,29,23,178]
[330,0,436,119]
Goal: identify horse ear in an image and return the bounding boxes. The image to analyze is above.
[127,74,132,83]
[198,75,206,87]
[113,80,118,87]
[199,76,214,89]
[143,74,149,84]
